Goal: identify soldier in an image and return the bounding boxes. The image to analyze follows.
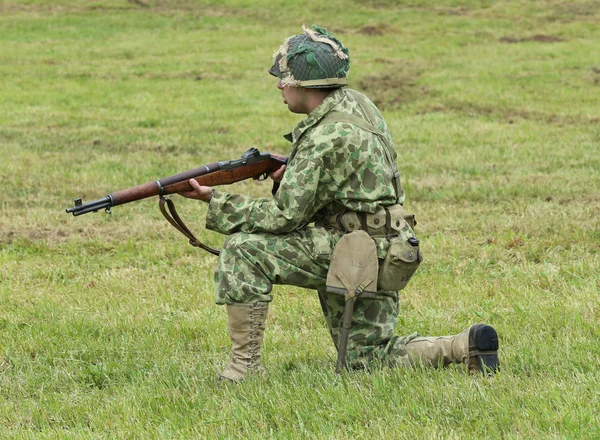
[181,25,500,381]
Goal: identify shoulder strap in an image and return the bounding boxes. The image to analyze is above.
[320,112,378,134]
[159,196,220,256]
[319,111,402,203]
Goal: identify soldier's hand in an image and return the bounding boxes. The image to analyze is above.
[178,179,214,203]
[269,153,287,183]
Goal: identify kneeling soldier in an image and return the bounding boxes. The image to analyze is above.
[180,25,500,381]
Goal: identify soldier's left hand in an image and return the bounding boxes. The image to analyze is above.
[269,153,287,183]
[179,179,214,202]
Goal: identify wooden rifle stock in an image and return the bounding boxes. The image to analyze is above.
[66,148,286,216]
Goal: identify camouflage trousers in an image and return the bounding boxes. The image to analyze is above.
[214,228,419,367]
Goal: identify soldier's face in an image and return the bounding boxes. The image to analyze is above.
[278,80,308,114]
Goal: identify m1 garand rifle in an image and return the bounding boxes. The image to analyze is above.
[66,148,287,255]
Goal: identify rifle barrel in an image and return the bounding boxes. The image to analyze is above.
[65,196,112,216]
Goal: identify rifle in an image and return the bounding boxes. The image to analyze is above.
[66,148,287,255]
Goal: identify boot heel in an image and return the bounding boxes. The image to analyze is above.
[468,324,500,374]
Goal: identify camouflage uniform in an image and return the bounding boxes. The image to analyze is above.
[206,87,419,367]
[205,25,499,380]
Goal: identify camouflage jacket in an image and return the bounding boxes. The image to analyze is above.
[206,88,403,238]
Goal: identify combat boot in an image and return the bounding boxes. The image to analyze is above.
[404,324,500,374]
[219,303,269,382]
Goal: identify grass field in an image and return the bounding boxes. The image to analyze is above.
[1,0,599,438]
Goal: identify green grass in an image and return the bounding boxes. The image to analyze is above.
[1,0,599,438]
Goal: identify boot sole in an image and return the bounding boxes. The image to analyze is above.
[469,324,500,374]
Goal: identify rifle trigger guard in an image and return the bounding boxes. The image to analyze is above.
[253,172,268,181]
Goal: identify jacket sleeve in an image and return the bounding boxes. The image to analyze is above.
[204,140,335,235]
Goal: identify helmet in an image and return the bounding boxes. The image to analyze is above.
[269,24,350,88]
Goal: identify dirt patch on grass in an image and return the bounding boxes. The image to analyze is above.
[137,71,219,81]
[59,70,228,82]
[127,0,150,7]
[0,1,235,17]
[499,35,565,43]
[502,108,600,126]
[357,26,384,36]
[419,100,600,126]
[442,7,468,16]
[373,58,395,65]
[356,61,429,110]
[0,220,183,248]
[532,35,565,42]
[505,236,525,249]
[554,1,600,18]
[0,227,71,246]
[592,67,600,85]
[353,23,397,36]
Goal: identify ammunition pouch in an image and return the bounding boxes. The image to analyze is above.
[322,204,410,238]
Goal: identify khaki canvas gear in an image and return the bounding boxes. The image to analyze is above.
[219,303,269,382]
[378,236,422,291]
[319,204,410,237]
[326,230,379,372]
[404,324,500,374]
[404,213,417,229]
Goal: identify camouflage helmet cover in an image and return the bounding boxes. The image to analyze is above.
[269,24,350,88]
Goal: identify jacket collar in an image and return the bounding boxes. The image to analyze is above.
[284,88,346,143]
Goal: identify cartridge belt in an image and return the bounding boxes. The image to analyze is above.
[317,204,414,238]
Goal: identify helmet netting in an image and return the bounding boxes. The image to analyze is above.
[269,25,350,88]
